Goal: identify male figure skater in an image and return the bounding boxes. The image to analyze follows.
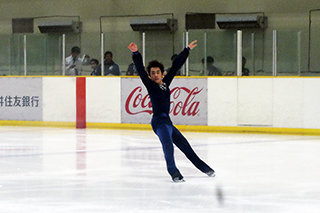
[127,40,215,182]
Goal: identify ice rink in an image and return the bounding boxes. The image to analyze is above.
[0,126,320,213]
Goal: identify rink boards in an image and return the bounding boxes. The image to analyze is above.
[1,76,320,134]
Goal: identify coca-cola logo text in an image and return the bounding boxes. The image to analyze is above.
[125,86,203,116]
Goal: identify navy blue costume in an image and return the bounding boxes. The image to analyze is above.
[132,47,214,181]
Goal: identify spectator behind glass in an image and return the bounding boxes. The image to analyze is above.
[94,51,120,76]
[65,46,90,76]
[90,58,99,76]
[165,54,181,76]
[202,56,222,76]
[242,57,250,76]
[126,62,138,76]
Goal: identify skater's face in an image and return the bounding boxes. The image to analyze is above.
[150,67,164,85]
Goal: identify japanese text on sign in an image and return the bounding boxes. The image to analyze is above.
[0,96,40,107]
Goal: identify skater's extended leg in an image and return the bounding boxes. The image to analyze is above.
[155,124,183,181]
[172,126,214,175]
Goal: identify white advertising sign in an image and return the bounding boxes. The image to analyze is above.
[121,78,207,125]
[0,77,42,121]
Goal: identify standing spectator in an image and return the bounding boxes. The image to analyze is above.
[242,57,250,76]
[65,46,90,76]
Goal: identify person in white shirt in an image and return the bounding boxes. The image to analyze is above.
[65,46,90,76]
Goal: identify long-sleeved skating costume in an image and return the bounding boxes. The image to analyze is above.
[132,47,214,180]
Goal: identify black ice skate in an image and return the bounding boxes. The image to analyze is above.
[206,170,215,177]
[171,171,185,182]
[172,176,185,182]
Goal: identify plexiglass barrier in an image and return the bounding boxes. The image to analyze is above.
[0,29,317,76]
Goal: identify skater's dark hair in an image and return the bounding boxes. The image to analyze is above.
[146,60,164,75]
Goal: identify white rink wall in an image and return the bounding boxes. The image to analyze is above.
[1,76,320,129]
[208,77,320,129]
[42,77,121,123]
[86,77,121,123]
[42,77,76,122]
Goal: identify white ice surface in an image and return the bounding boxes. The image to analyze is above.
[0,126,320,213]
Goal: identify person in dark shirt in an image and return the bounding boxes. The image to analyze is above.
[126,62,138,76]
[127,40,215,182]
[202,56,222,76]
[90,58,99,76]
[93,51,120,76]
[165,54,181,76]
[242,57,250,76]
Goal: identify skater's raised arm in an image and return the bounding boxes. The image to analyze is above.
[164,40,197,85]
[127,43,151,85]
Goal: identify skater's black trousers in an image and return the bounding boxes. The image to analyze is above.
[152,114,213,177]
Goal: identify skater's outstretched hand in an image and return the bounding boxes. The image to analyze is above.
[128,43,138,52]
[188,40,197,50]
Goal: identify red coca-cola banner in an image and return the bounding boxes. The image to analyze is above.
[121,78,207,125]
